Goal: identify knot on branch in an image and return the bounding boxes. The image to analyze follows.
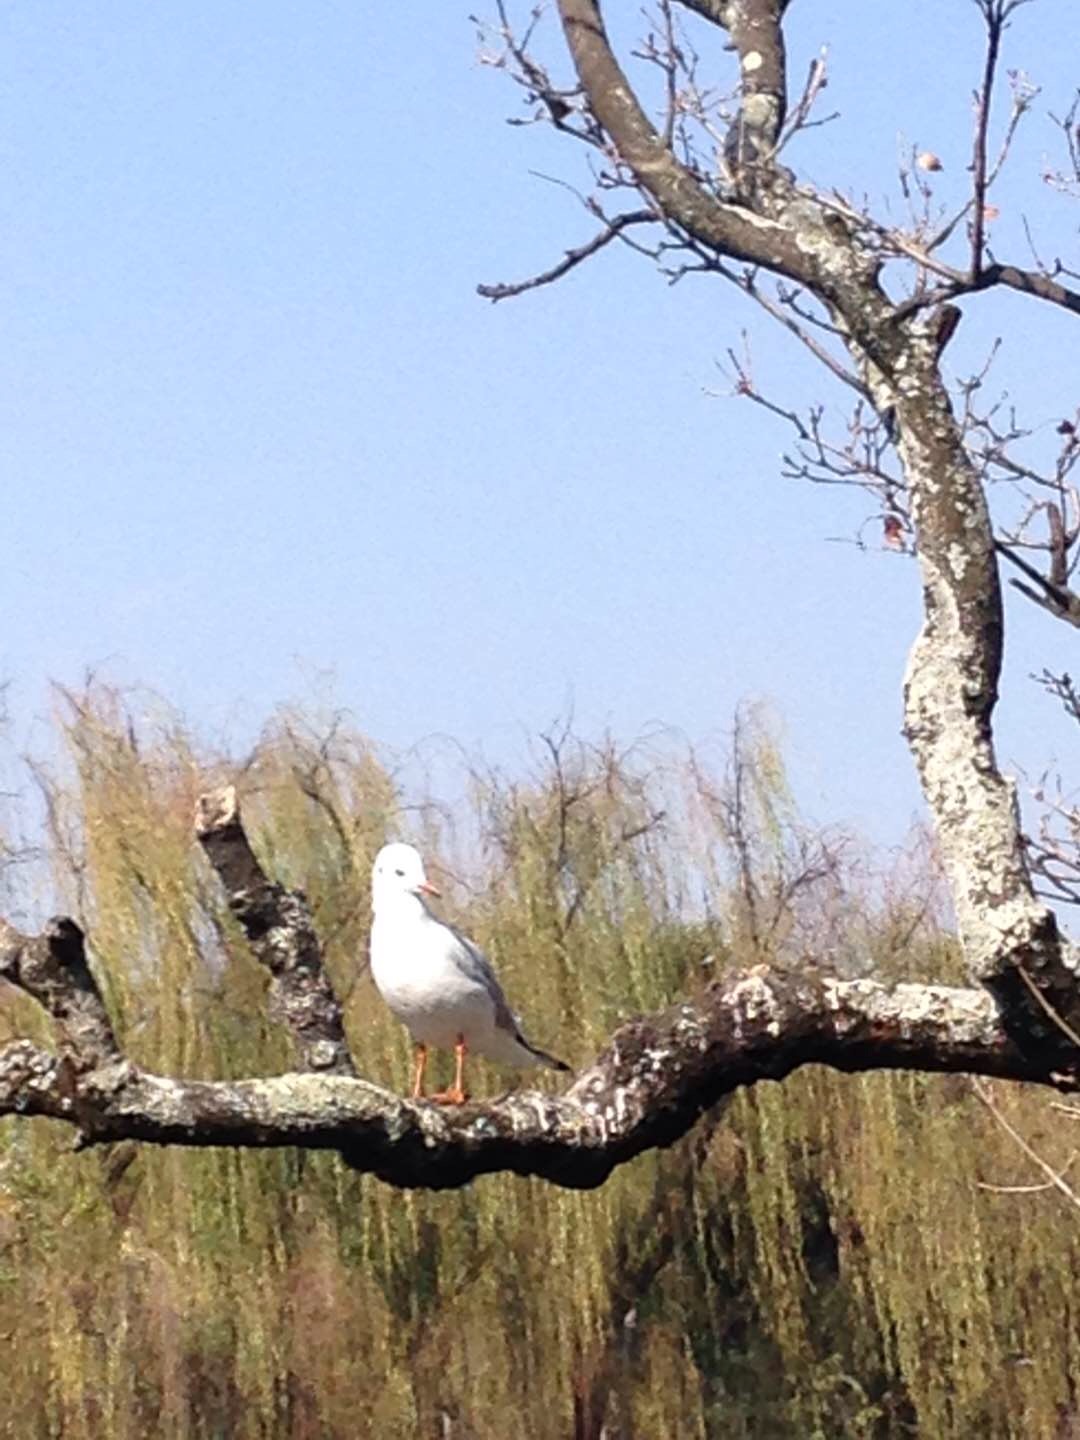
[1,916,121,1070]
[0,1040,65,1112]
[304,1039,350,1073]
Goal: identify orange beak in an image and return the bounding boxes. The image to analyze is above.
[417,880,441,898]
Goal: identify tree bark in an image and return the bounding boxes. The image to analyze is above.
[2,874,1077,1189]
[195,786,355,1076]
[553,0,1077,1042]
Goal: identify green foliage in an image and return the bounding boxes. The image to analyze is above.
[0,693,1075,1438]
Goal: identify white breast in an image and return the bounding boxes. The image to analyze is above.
[371,906,498,1052]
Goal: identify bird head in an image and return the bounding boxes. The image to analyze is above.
[371,842,442,909]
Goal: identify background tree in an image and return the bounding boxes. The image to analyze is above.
[2,0,1080,1187]
[2,694,1078,1437]
[478,0,1080,1019]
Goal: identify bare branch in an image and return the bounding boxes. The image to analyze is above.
[977,1157,1078,1194]
[478,209,656,301]
[726,269,870,399]
[1017,964,1080,1050]
[1045,89,1080,197]
[996,541,1080,627]
[482,0,1077,1043]
[973,1076,1080,1211]
[981,260,1080,316]
[969,1,1011,278]
[775,49,836,155]
[894,255,1080,320]
[555,0,827,286]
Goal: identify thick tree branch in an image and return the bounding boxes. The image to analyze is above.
[716,0,788,165]
[497,0,1077,1050]
[555,0,817,284]
[673,0,790,157]
[195,786,355,1075]
[2,966,1076,1190]
[3,784,1075,1185]
[895,261,1080,321]
[981,262,1080,317]
[853,322,1073,1032]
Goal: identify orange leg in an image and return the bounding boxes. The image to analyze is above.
[431,1037,469,1105]
[411,1043,428,1100]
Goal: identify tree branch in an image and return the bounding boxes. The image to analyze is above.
[715,0,788,167]
[3,787,1077,1188]
[195,785,356,1076]
[894,261,1080,322]
[973,1075,1080,1211]
[2,964,1076,1190]
[856,321,1072,1033]
[0,916,120,1068]
[555,0,816,283]
[997,540,1080,627]
[477,209,656,302]
[540,0,1074,1040]
[970,0,1008,278]
[981,261,1080,317]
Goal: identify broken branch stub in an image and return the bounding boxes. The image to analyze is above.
[195,785,356,1076]
[0,916,120,1069]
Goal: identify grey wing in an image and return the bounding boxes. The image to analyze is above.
[437,913,572,1074]
[444,922,521,1036]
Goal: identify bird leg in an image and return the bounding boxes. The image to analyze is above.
[411,1043,428,1100]
[430,1037,469,1105]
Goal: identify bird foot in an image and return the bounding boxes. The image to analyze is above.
[429,1087,469,1106]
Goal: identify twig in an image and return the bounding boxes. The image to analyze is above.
[720,267,869,400]
[1017,965,1080,1051]
[977,1150,1077,1193]
[996,541,1080,627]
[973,1077,1080,1211]
[971,2,1009,276]
[478,210,656,302]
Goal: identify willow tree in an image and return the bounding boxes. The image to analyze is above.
[2,0,1079,1189]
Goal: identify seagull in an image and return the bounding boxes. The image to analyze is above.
[369,842,571,1104]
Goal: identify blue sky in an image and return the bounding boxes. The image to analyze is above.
[2,1,1077,846]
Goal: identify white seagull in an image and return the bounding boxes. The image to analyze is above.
[369,842,571,1104]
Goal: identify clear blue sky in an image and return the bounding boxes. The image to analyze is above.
[2,1,1076,846]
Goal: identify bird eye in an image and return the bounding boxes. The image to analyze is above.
[395,868,405,878]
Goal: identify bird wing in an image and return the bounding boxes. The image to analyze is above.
[423,902,521,1037]
[420,901,571,1072]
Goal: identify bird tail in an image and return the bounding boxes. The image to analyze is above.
[519,1035,572,1073]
